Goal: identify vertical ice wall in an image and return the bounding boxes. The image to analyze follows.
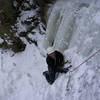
[44,0,100,54]
[43,1,62,49]
[43,0,100,100]
[44,0,79,52]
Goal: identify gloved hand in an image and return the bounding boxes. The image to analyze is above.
[62,65,72,73]
[62,68,69,73]
[43,71,49,76]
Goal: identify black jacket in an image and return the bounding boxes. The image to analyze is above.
[46,51,64,73]
[44,51,70,84]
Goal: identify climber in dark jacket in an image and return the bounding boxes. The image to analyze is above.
[43,47,70,85]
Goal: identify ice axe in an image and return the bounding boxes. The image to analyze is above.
[64,60,71,64]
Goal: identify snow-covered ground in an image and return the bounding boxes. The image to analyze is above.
[0,0,100,100]
[0,38,46,100]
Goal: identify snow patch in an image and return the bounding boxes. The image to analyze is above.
[20,10,36,22]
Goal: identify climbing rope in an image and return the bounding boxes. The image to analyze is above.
[66,49,100,91]
[70,49,100,72]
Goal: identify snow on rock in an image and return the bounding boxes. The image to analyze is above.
[20,10,37,22]
[15,18,27,33]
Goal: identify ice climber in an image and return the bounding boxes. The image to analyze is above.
[43,47,71,85]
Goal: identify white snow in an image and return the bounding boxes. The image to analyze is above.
[20,10,37,22]
[0,42,47,100]
[15,18,27,34]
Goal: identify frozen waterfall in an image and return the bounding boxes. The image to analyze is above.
[44,0,100,100]
[0,0,100,100]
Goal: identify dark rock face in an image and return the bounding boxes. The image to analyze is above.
[0,0,26,53]
[0,0,16,32]
[36,0,54,6]
[36,0,55,25]
[10,37,26,53]
[0,0,16,25]
[0,0,53,53]
[0,37,26,53]
[13,0,39,12]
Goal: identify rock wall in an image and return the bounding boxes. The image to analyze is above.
[0,0,26,53]
[0,0,55,52]
[36,0,56,25]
